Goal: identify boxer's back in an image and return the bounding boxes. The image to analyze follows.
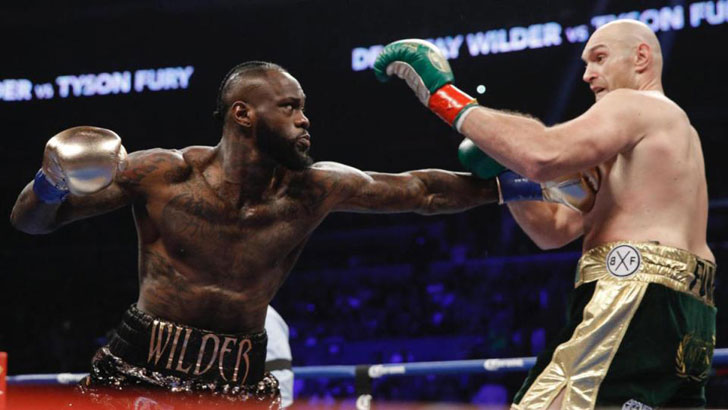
[583,91,713,262]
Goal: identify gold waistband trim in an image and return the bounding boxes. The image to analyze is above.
[576,241,716,306]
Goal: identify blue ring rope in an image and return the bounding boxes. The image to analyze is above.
[7,348,728,385]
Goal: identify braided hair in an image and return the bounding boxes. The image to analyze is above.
[212,61,285,125]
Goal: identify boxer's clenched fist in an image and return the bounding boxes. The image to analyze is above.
[34,126,127,203]
[458,138,506,179]
[374,39,478,130]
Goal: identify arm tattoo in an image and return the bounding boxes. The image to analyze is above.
[117,155,169,185]
[412,170,499,214]
[339,169,499,214]
[289,171,342,214]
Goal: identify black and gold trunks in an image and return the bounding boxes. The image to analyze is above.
[513,241,716,409]
[79,305,280,407]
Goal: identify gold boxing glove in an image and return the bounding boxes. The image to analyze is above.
[38,126,127,198]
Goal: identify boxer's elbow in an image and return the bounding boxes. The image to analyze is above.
[10,218,46,235]
[513,130,563,182]
[9,202,58,235]
[9,214,56,235]
[8,213,22,232]
[518,151,561,183]
[536,218,582,250]
[525,212,582,250]
[532,235,570,250]
[10,203,29,233]
[18,226,55,235]
[527,229,575,250]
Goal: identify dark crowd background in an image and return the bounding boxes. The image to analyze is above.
[1,0,727,406]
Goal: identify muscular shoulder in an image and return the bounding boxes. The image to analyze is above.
[311,161,369,177]
[289,161,372,204]
[594,90,686,144]
[288,161,378,211]
[116,147,191,188]
[309,161,373,189]
[179,145,217,170]
[600,89,684,122]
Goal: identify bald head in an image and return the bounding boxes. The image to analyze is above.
[582,20,664,100]
[594,20,663,72]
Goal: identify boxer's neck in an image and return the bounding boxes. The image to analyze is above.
[216,131,285,207]
[636,77,664,94]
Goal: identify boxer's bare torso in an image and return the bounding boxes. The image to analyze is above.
[371,20,716,410]
[12,141,498,335]
[490,90,713,262]
[582,91,713,261]
[454,20,713,263]
[507,90,714,410]
[126,147,330,334]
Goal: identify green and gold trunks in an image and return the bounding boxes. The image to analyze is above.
[513,241,716,409]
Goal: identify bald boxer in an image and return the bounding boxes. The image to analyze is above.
[376,20,716,409]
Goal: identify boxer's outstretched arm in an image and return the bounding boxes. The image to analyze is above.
[313,162,498,214]
[506,202,584,249]
[374,40,648,183]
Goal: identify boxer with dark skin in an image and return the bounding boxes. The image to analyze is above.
[10,62,498,400]
[12,62,498,333]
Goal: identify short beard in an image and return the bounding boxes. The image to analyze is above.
[257,122,313,171]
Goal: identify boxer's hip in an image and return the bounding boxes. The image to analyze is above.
[514,242,716,409]
[104,304,268,386]
[576,241,715,306]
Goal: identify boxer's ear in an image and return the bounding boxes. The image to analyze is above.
[231,101,255,128]
[634,43,651,74]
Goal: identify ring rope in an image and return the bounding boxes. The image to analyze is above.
[7,348,728,385]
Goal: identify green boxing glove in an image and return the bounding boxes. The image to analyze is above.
[458,138,506,179]
[374,39,479,131]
